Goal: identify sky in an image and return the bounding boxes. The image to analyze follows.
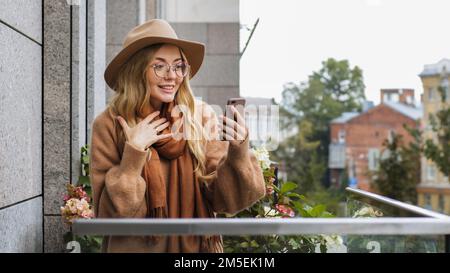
[239,0,450,104]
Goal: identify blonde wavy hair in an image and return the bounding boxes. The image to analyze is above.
[107,43,214,181]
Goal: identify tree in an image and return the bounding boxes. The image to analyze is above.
[372,133,421,204]
[273,120,324,193]
[278,58,366,188]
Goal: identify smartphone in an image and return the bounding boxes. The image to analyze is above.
[221,98,246,140]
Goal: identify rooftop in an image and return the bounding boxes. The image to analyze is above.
[331,112,360,124]
[383,101,423,120]
[419,58,450,77]
[331,102,422,124]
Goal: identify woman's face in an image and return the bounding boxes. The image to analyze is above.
[146,44,185,106]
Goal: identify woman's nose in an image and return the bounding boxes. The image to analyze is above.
[165,68,177,79]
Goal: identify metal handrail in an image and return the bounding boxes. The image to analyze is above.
[345,187,450,219]
[72,218,450,236]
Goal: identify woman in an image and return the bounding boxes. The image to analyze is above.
[90,19,265,253]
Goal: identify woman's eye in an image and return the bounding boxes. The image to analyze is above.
[155,64,165,70]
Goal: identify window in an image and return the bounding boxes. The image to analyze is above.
[428,88,435,102]
[441,78,449,101]
[338,129,346,143]
[387,130,395,143]
[426,164,436,181]
[368,148,380,171]
[438,195,445,213]
[424,194,432,210]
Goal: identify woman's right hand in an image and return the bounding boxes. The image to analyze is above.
[116,111,173,151]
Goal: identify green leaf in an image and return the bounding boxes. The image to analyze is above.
[78,176,90,186]
[286,192,305,200]
[321,211,334,218]
[310,204,326,217]
[280,182,298,194]
[250,240,259,248]
[240,242,249,248]
[82,155,90,164]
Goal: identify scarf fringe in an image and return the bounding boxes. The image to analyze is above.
[201,235,223,253]
[146,207,167,245]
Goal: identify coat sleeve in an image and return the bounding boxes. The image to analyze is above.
[199,103,266,216]
[89,113,148,218]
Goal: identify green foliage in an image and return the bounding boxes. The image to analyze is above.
[62,144,102,253]
[277,58,365,191]
[223,160,335,253]
[371,133,420,204]
[272,120,324,193]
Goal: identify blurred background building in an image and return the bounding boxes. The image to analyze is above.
[328,89,422,191]
[0,0,239,252]
[417,59,450,214]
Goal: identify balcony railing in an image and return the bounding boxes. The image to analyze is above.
[72,188,450,253]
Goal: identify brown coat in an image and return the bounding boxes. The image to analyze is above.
[89,101,266,252]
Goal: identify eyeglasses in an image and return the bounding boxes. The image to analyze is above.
[150,62,190,78]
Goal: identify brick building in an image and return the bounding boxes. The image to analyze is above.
[328,89,422,191]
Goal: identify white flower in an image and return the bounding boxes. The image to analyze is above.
[352,206,383,218]
[263,205,279,217]
[315,234,346,253]
[252,146,273,170]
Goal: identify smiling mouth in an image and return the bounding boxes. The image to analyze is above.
[158,85,175,93]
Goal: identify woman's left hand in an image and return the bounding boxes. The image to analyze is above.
[218,105,248,145]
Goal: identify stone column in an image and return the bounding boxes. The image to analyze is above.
[0,0,43,253]
[71,0,87,187]
[86,0,106,142]
[43,0,71,252]
[43,0,106,252]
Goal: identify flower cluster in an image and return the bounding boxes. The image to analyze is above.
[223,146,337,253]
[275,204,295,218]
[61,183,94,225]
[352,206,384,218]
[252,146,274,170]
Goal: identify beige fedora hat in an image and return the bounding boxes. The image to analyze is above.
[104,19,205,90]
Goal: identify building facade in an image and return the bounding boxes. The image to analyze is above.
[329,90,422,192]
[417,59,450,214]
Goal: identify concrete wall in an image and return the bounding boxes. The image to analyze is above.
[0,0,43,252]
[105,0,157,103]
[164,0,240,107]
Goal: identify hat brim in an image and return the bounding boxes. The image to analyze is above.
[104,36,205,90]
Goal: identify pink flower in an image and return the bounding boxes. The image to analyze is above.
[74,186,87,199]
[63,194,70,202]
[275,204,295,217]
[266,185,274,195]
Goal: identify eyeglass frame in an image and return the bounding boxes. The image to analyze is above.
[149,61,190,79]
